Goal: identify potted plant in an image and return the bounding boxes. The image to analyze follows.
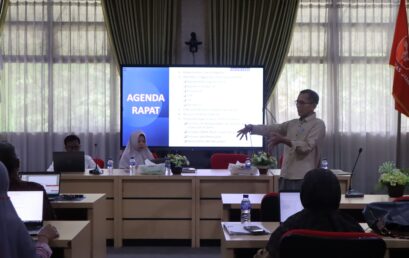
[167,154,190,175]
[251,151,277,175]
[378,161,409,197]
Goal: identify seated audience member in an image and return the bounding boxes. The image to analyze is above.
[260,168,363,258]
[0,161,59,258]
[47,134,97,171]
[119,131,154,168]
[0,142,56,220]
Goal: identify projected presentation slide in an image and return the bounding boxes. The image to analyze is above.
[121,66,264,148]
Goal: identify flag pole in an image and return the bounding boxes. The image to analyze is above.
[396,112,401,167]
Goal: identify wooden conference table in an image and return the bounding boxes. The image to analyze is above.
[221,221,409,258]
[51,193,106,258]
[60,168,350,247]
[43,221,91,258]
[221,193,394,221]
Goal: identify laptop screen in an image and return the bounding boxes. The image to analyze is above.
[279,192,303,223]
[53,151,85,172]
[8,191,43,223]
[20,173,60,196]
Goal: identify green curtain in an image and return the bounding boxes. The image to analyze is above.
[208,0,299,107]
[101,0,179,67]
[0,0,9,34]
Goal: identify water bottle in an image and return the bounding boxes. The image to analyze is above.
[240,194,251,224]
[245,158,251,169]
[321,158,328,169]
[107,159,114,174]
[129,157,136,174]
[165,158,171,175]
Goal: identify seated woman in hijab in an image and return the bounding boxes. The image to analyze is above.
[0,161,59,258]
[261,168,363,258]
[119,131,154,168]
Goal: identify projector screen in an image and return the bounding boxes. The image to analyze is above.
[121,66,264,148]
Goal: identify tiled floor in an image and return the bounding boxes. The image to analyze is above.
[107,246,221,258]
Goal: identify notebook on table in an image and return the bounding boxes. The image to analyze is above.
[20,172,60,198]
[8,190,44,235]
[53,151,85,172]
[279,192,303,223]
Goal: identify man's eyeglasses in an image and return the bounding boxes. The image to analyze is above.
[295,100,313,106]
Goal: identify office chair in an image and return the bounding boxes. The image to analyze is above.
[151,152,159,159]
[260,192,280,221]
[393,196,409,202]
[279,229,386,258]
[93,158,105,168]
[210,153,248,169]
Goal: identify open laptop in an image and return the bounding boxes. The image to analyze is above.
[8,191,44,235]
[53,151,85,172]
[279,192,303,223]
[20,172,60,198]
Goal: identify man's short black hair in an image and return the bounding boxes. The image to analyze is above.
[64,134,81,146]
[300,89,319,104]
[0,142,19,174]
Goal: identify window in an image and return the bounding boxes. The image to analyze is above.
[271,0,408,133]
[0,0,117,133]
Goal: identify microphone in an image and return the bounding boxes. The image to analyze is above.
[90,162,102,175]
[345,148,364,198]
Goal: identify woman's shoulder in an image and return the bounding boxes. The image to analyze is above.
[284,209,363,232]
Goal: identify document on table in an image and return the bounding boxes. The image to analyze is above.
[223,224,252,235]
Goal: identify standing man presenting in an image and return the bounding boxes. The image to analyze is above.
[237,89,326,191]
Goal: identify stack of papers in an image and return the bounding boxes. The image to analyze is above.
[182,167,196,173]
[223,224,252,235]
[223,224,270,235]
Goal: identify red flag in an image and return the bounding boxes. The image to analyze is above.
[390,0,409,117]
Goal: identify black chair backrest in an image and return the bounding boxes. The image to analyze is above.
[279,229,386,258]
[260,192,280,222]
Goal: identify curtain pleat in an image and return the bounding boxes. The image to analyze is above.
[0,0,9,34]
[0,0,119,171]
[0,0,10,113]
[101,0,179,66]
[208,0,299,107]
[272,0,409,193]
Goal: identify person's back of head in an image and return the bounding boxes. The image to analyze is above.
[0,142,20,180]
[300,168,341,211]
[0,161,10,194]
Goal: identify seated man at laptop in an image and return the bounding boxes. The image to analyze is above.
[0,161,59,258]
[0,142,56,220]
[47,134,97,171]
[259,168,363,258]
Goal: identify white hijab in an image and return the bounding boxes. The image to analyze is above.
[0,161,36,258]
[119,131,154,168]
